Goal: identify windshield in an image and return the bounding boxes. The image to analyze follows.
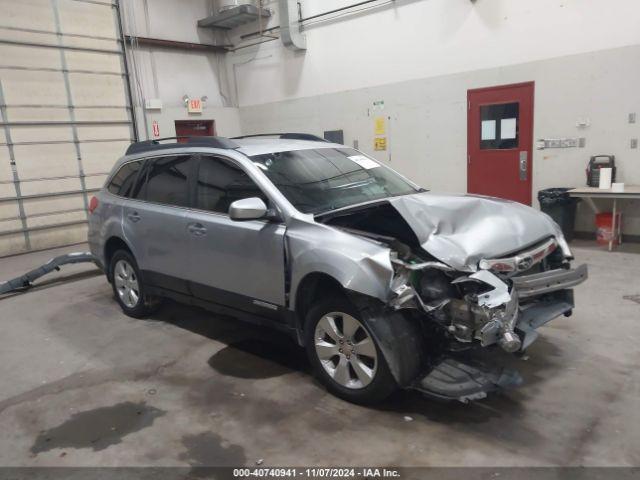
[250,148,420,214]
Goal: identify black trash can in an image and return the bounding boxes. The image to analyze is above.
[537,188,578,242]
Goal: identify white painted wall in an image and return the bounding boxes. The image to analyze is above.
[122,0,241,139]
[229,0,640,106]
[233,0,640,237]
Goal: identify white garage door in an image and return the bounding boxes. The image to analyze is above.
[0,0,135,256]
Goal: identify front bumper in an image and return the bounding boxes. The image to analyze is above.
[512,264,588,349]
[512,263,588,298]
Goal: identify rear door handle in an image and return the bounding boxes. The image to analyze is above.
[127,212,141,222]
[187,223,207,236]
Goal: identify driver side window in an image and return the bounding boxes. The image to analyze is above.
[196,155,268,214]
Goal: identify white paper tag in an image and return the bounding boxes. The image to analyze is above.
[348,155,380,169]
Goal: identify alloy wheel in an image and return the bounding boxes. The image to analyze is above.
[314,312,378,389]
[113,259,140,308]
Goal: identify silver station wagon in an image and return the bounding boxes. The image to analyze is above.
[88,133,588,404]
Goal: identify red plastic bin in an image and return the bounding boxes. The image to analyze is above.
[595,212,622,245]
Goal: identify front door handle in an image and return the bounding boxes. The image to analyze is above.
[187,223,207,236]
[127,212,141,223]
[519,151,528,181]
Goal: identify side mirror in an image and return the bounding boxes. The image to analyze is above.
[229,197,268,221]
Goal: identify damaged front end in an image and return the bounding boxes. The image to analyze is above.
[317,194,588,402]
[387,236,588,401]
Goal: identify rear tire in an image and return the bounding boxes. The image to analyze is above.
[109,249,161,318]
[304,296,397,404]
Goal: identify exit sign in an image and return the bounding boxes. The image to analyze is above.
[187,99,202,113]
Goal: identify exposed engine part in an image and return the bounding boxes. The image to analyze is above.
[447,299,491,343]
[494,290,521,352]
[389,253,522,352]
[449,270,521,352]
[389,254,456,312]
[418,268,457,303]
[387,239,587,356]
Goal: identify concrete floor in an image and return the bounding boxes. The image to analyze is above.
[0,241,638,468]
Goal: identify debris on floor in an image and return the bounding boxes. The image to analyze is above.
[622,294,640,304]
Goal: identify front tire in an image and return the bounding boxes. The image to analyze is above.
[109,250,160,318]
[305,297,397,404]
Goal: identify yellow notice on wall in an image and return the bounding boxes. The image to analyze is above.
[374,137,387,151]
[374,116,386,135]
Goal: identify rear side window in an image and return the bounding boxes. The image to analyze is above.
[196,156,268,214]
[143,155,194,207]
[107,160,143,197]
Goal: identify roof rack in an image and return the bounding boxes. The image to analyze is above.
[125,136,240,155]
[231,133,330,142]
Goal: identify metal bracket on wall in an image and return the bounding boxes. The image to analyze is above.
[536,138,586,150]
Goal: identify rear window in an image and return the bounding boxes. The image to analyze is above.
[107,160,143,197]
[144,155,193,207]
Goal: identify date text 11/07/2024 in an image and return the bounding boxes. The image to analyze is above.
[232,467,402,478]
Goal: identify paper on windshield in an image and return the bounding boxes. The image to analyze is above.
[349,155,380,169]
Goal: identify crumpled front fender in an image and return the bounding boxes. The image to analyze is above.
[287,218,394,305]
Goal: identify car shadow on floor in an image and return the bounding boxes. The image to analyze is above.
[149,300,564,424]
[149,299,310,380]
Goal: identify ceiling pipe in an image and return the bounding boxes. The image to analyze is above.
[279,0,306,51]
[125,35,230,53]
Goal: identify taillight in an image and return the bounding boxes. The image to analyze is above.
[88,196,99,214]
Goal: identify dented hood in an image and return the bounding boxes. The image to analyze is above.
[388,192,560,271]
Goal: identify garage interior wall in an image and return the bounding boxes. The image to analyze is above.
[229,0,640,238]
[0,0,135,256]
[2,0,640,257]
[121,0,240,141]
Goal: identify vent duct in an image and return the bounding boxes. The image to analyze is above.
[279,0,306,51]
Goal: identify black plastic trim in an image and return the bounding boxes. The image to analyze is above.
[141,270,288,324]
[125,136,240,155]
[231,133,330,143]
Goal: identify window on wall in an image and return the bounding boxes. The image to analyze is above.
[143,155,194,207]
[480,102,519,150]
[196,156,268,214]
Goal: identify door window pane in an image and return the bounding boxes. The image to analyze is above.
[107,160,143,197]
[197,156,267,214]
[144,155,193,207]
[481,120,496,140]
[480,102,519,149]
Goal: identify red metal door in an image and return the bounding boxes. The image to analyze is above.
[467,82,534,205]
[174,120,215,142]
